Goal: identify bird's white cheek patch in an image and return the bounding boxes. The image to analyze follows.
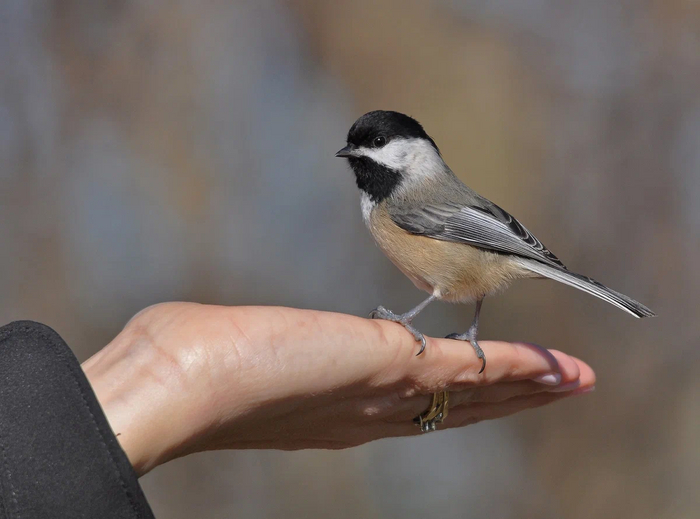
[358,139,443,184]
[356,140,411,170]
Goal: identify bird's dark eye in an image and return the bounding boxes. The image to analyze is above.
[373,136,386,148]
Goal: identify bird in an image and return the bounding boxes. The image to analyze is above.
[335,110,655,373]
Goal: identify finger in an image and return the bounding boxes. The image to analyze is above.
[227,308,576,401]
[450,356,592,407]
[378,385,594,438]
[450,380,559,406]
[383,338,575,396]
[448,350,583,406]
[239,309,562,393]
[382,354,590,422]
[546,356,595,392]
[289,312,563,386]
[579,358,596,386]
[349,353,589,427]
[445,384,595,429]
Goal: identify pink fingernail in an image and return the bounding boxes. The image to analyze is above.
[549,380,581,392]
[533,373,562,385]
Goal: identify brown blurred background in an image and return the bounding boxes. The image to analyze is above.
[1,1,698,517]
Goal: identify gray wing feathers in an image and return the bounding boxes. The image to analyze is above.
[390,203,567,269]
[389,199,655,318]
[512,257,656,318]
[474,204,566,268]
[390,205,452,235]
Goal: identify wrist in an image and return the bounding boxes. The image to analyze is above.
[81,328,214,476]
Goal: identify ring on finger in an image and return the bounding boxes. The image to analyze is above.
[413,390,449,432]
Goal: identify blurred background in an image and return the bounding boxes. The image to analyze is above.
[1,0,697,517]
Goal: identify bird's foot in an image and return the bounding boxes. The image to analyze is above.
[369,306,427,355]
[445,327,487,374]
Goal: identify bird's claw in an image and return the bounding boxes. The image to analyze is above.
[414,333,427,356]
[444,331,487,373]
[369,306,397,320]
[370,306,427,356]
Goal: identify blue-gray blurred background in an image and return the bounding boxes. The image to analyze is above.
[1,1,697,517]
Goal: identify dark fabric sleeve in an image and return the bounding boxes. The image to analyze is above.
[0,321,155,519]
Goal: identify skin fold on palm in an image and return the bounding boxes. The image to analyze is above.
[81,302,596,476]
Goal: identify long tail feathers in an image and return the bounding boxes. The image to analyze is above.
[513,258,656,318]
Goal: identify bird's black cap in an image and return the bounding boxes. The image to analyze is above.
[345,110,439,152]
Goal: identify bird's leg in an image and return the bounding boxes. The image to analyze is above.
[445,298,487,373]
[369,294,437,355]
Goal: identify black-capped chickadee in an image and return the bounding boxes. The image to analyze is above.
[336,110,655,373]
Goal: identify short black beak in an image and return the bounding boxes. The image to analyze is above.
[335,144,355,158]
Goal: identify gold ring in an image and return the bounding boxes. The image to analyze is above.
[414,390,449,432]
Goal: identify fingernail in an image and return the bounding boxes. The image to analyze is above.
[533,373,562,385]
[549,380,581,392]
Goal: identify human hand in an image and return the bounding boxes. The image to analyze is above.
[82,302,595,476]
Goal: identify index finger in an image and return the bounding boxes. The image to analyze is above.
[370,320,574,393]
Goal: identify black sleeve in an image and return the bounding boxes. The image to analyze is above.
[0,321,155,519]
